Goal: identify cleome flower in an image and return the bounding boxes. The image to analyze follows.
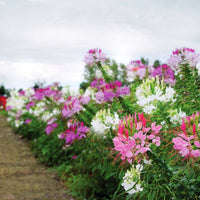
[172,111,200,159]
[151,64,176,86]
[168,108,187,125]
[126,60,149,82]
[90,79,130,104]
[167,47,200,73]
[121,164,143,194]
[58,121,90,149]
[83,48,107,67]
[113,113,162,164]
[62,95,90,119]
[135,77,176,114]
[91,109,120,136]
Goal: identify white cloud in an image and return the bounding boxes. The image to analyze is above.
[0,61,83,90]
[0,0,200,90]
[26,0,50,3]
[0,1,5,5]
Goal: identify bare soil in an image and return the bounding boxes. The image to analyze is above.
[0,114,74,200]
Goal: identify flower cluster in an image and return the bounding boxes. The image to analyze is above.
[30,85,62,102]
[90,78,106,90]
[151,64,176,86]
[84,48,107,66]
[91,109,120,135]
[92,80,130,104]
[45,123,58,135]
[168,108,186,124]
[121,164,143,194]
[58,122,90,148]
[62,95,90,119]
[135,77,176,114]
[113,113,162,164]
[167,47,200,73]
[126,60,149,82]
[45,117,58,135]
[172,111,200,159]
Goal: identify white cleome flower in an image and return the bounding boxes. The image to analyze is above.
[136,77,176,114]
[91,109,120,135]
[91,119,109,135]
[168,109,186,124]
[122,164,143,195]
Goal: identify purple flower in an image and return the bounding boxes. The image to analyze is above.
[116,86,130,96]
[95,91,105,104]
[58,122,90,148]
[65,131,78,144]
[93,80,130,104]
[25,119,32,124]
[151,64,176,86]
[90,78,106,90]
[104,91,116,102]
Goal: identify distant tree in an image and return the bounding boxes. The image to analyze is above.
[0,85,6,95]
[0,84,10,97]
[33,80,46,90]
[153,60,161,68]
[141,57,149,65]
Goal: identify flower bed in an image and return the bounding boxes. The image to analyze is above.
[6,48,200,200]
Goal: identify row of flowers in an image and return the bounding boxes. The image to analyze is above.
[6,47,200,199]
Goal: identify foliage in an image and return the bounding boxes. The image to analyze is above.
[6,47,200,200]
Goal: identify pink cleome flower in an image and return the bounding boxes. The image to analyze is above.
[113,113,162,164]
[62,95,90,119]
[84,48,107,66]
[167,47,200,72]
[45,123,58,135]
[172,111,200,159]
[126,60,149,81]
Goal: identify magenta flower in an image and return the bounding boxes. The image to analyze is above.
[62,95,90,119]
[113,113,162,164]
[31,86,63,102]
[90,78,106,90]
[58,122,90,148]
[84,48,107,66]
[172,111,200,159]
[92,80,130,104]
[72,155,77,159]
[45,123,58,135]
[25,119,32,124]
[19,90,25,96]
[26,102,35,110]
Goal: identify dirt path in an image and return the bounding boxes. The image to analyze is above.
[0,115,74,200]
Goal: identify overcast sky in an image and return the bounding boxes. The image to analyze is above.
[0,0,200,90]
